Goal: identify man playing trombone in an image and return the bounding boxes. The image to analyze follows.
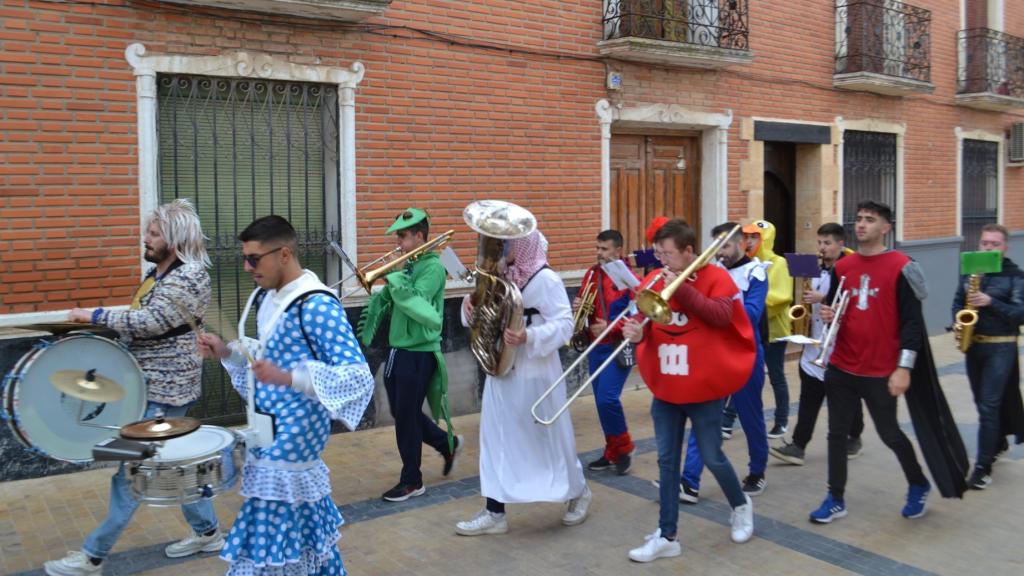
[357,208,460,502]
[574,229,639,475]
[680,221,770,501]
[622,219,756,563]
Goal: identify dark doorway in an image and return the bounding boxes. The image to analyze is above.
[763,141,796,255]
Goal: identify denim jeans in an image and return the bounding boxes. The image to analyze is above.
[965,342,1017,471]
[764,341,790,425]
[651,397,746,539]
[82,402,219,559]
[683,346,767,487]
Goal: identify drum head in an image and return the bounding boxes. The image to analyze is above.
[7,334,146,462]
[152,426,235,462]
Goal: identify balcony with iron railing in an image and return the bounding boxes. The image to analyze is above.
[598,0,752,69]
[957,28,1024,111]
[833,0,933,96]
[155,0,392,22]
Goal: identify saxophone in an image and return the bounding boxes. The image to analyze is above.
[463,200,537,376]
[954,274,981,353]
[788,277,812,337]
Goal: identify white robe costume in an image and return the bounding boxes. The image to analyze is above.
[462,267,587,503]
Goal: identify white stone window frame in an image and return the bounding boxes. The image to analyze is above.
[834,116,907,243]
[596,99,732,253]
[955,127,1005,238]
[124,43,365,290]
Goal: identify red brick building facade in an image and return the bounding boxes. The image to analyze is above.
[1,0,1022,426]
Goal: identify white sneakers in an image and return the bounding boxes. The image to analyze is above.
[164,529,226,558]
[43,551,102,576]
[455,509,509,536]
[730,494,754,543]
[628,495,753,563]
[562,484,592,526]
[628,529,682,563]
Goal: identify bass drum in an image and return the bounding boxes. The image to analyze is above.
[2,333,146,462]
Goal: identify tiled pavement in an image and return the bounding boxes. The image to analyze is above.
[2,333,1023,575]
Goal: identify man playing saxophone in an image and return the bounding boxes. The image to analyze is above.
[573,229,640,475]
[951,223,1024,489]
[357,208,460,503]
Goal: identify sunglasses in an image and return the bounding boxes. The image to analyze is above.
[242,246,284,268]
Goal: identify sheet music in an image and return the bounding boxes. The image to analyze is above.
[601,259,640,290]
[440,246,472,282]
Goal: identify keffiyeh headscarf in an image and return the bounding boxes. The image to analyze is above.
[504,230,548,290]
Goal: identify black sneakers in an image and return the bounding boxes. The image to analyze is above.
[588,456,613,471]
[742,474,767,496]
[442,434,464,477]
[968,467,992,490]
[615,451,634,475]
[382,482,426,502]
[769,441,805,466]
[767,423,788,439]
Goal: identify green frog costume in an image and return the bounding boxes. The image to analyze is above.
[357,208,454,452]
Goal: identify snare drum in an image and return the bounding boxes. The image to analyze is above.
[128,425,244,506]
[2,333,146,462]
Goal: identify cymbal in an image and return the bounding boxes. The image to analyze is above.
[50,369,125,402]
[120,416,201,440]
[18,322,114,335]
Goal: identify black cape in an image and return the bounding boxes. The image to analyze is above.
[1001,354,1024,445]
[904,336,969,498]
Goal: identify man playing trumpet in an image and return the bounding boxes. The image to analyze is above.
[771,223,865,466]
[574,229,639,475]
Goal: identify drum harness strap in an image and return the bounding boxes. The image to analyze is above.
[252,288,341,362]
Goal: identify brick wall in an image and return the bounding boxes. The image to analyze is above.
[1,0,1023,314]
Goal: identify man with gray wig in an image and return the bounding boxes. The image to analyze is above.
[47,199,222,576]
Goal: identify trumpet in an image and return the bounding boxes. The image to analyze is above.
[813,276,848,368]
[569,280,598,352]
[954,274,981,353]
[330,247,402,290]
[788,278,812,337]
[335,231,455,298]
[531,224,739,426]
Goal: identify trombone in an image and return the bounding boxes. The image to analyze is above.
[331,231,455,299]
[531,224,739,426]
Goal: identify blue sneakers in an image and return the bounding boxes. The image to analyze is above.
[901,481,931,519]
[809,493,847,524]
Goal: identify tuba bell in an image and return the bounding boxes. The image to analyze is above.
[463,200,537,376]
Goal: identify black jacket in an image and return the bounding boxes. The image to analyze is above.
[951,257,1024,336]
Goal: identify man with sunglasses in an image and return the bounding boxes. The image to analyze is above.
[198,215,375,575]
[358,208,460,502]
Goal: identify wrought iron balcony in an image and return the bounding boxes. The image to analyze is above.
[833,0,933,96]
[957,28,1024,111]
[155,0,392,22]
[599,0,753,69]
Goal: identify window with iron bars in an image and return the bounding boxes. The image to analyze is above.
[842,130,897,249]
[961,139,999,251]
[157,74,341,424]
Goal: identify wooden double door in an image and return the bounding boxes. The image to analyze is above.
[610,133,701,251]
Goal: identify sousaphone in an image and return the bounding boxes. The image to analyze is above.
[463,200,537,376]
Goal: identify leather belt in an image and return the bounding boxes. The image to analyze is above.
[972,334,1019,344]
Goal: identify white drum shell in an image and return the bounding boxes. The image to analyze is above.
[128,426,244,506]
[1,334,146,462]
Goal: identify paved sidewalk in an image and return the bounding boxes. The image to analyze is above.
[2,333,1022,575]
